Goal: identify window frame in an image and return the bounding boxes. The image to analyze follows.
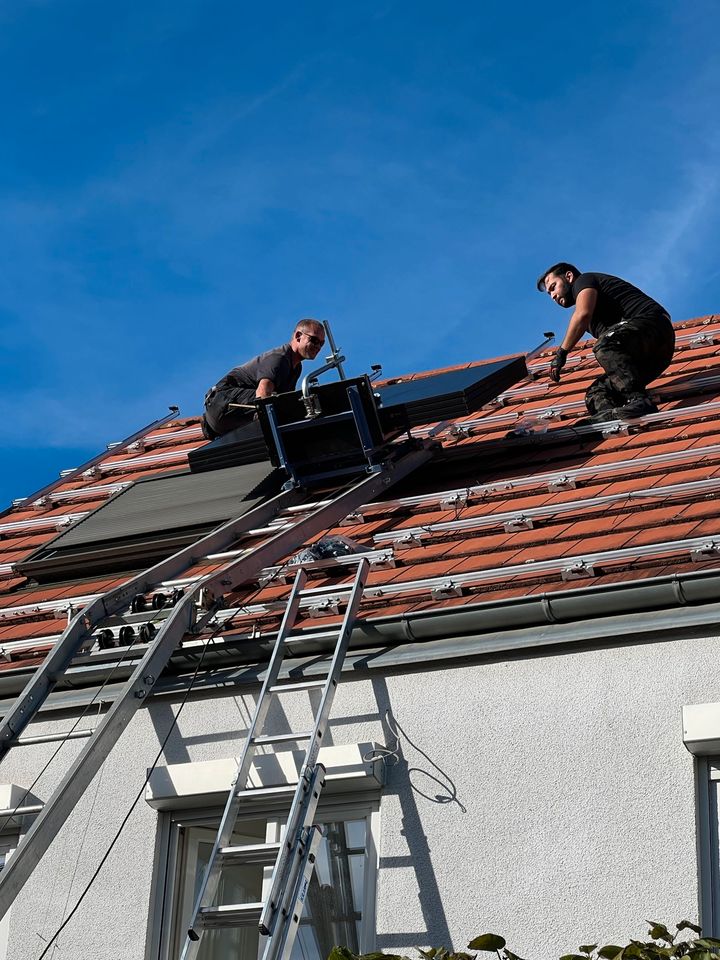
[696,757,720,936]
[146,796,379,960]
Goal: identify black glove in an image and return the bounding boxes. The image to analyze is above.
[549,347,568,383]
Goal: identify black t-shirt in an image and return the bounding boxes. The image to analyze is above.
[571,272,668,337]
[215,342,301,401]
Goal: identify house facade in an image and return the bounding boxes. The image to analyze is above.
[1,316,720,959]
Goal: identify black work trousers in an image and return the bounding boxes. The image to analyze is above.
[585,315,675,415]
[202,386,255,439]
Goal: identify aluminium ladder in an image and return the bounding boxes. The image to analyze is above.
[181,559,370,960]
[0,442,431,919]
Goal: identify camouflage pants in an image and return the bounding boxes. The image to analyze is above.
[585,316,675,415]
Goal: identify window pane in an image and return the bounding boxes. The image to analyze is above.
[291,818,367,960]
[175,820,266,960]
[174,816,368,960]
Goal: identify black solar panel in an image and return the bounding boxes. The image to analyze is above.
[189,420,270,474]
[376,355,527,428]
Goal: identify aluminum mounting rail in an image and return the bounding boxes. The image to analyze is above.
[218,531,720,619]
[373,474,720,545]
[413,394,720,443]
[31,481,132,507]
[359,440,720,516]
[0,549,397,660]
[0,593,104,624]
[0,512,90,536]
[0,443,432,919]
[83,447,189,475]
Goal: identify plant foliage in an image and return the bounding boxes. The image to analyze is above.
[327,920,718,960]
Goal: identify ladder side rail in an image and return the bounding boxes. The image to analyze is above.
[0,485,304,759]
[258,760,327,940]
[264,825,325,960]
[183,570,309,950]
[0,445,431,919]
[198,446,431,607]
[259,560,369,937]
[183,766,326,960]
[301,559,369,773]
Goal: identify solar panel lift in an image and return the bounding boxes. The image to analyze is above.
[0,334,434,957]
[0,326,530,955]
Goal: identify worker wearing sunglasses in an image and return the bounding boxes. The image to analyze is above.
[202,319,326,439]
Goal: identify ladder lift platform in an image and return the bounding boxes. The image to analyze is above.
[0,361,435,958]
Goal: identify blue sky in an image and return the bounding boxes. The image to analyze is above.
[1,0,719,507]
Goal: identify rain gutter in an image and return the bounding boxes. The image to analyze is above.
[2,564,720,716]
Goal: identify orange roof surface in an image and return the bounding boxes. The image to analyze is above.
[2,314,720,671]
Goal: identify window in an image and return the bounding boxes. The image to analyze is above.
[151,801,378,960]
[696,758,720,936]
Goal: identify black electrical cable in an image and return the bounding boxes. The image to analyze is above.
[34,624,215,960]
[0,638,144,834]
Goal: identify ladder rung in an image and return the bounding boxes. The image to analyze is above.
[268,679,327,694]
[195,902,264,930]
[250,732,311,746]
[218,842,282,867]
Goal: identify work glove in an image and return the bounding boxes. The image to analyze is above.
[549,347,568,383]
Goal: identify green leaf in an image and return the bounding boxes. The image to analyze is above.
[622,945,646,959]
[329,949,358,960]
[598,948,624,960]
[647,925,674,946]
[677,924,703,936]
[505,952,527,960]
[559,955,589,960]
[357,954,406,960]
[580,947,598,955]
[418,952,437,960]
[693,942,720,950]
[468,936,506,953]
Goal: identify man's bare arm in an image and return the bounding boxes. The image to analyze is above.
[561,287,597,350]
[255,378,276,398]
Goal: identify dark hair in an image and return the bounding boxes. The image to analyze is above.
[294,318,324,336]
[536,262,581,292]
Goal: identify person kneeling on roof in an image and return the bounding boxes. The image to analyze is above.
[202,318,326,439]
[536,263,675,421]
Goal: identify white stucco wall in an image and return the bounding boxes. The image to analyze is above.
[1,630,718,959]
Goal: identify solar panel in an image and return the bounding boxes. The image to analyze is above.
[376,355,528,428]
[17,462,282,582]
[189,420,270,474]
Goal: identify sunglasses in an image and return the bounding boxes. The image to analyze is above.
[302,332,325,347]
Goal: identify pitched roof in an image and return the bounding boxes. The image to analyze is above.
[1,314,719,674]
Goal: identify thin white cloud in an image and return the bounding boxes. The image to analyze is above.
[622,158,720,306]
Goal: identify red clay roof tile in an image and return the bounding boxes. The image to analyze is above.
[3,316,720,665]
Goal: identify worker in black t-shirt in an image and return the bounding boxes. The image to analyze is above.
[202,318,326,438]
[536,262,675,420]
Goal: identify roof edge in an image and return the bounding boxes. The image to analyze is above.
[2,565,720,714]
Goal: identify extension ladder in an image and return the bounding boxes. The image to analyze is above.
[0,442,431,919]
[181,559,369,960]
